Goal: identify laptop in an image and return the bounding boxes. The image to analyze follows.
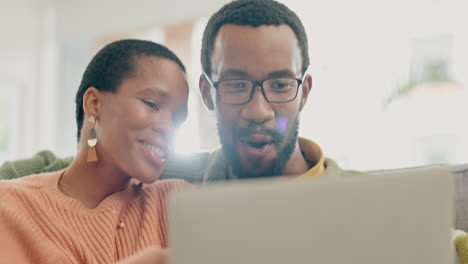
[168,168,454,264]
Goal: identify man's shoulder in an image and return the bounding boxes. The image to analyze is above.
[322,158,346,178]
[160,151,214,184]
[201,148,233,182]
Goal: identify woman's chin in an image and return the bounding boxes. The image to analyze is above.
[133,169,162,184]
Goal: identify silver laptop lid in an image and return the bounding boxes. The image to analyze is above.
[169,168,453,264]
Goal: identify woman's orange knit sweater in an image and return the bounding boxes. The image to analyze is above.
[0,170,189,263]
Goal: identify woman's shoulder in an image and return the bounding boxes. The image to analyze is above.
[0,171,62,200]
[138,179,194,201]
[144,178,193,193]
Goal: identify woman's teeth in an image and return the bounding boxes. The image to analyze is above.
[142,143,165,158]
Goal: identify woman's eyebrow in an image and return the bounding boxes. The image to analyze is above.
[140,87,169,98]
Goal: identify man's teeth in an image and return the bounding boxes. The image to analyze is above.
[246,141,270,148]
[142,143,165,158]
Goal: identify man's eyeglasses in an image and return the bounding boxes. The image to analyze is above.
[203,73,305,105]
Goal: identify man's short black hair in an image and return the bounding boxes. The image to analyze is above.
[75,39,185,140]
[201,0,309,77]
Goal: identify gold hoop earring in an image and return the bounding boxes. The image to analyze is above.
[87,116,98,162]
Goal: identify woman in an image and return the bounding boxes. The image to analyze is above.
[0,39,191,263]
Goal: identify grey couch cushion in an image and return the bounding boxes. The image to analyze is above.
[372,164,467,232]
[453,165,468,232]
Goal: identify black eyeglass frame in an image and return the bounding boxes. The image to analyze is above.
[203,72,306,105]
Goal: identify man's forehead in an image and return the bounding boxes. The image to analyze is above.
[211,24,302,79]
[216,23,295,35]
[214,24,298,47]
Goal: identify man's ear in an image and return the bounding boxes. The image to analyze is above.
[299,74,312,111]
[199,74,215,111]
[83,87,103,118]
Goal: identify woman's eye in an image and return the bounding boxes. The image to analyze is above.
[142,100,159,111]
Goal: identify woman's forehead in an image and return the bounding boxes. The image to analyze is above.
[116,57,189,105]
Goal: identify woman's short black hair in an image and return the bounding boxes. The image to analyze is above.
[75,39,185,140]
[201,0,309,77]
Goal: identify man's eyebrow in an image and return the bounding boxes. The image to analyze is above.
[266,69,297,78]
[219,69,298,79]
[220,69,249,78]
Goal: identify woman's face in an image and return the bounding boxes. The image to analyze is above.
[94,56,189,183]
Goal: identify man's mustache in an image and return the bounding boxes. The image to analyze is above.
[233,125,284,143]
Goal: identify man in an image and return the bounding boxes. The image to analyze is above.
[197,0,344,182]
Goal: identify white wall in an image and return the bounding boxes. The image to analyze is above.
[55,0,230,43]
[283,0,468,169]
[0,0,56,161]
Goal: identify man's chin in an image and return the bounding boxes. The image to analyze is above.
[221,143,282,179]
[235,160,279,179]
[237,170,281,179]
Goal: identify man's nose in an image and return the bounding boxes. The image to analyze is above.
[240,86,275,124]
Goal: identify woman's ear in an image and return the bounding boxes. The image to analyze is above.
[83,87,103,118]
[199,74,215,111]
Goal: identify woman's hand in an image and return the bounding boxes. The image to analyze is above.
[117,246,168,264]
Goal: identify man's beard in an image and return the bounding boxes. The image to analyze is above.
[217,117,299,179]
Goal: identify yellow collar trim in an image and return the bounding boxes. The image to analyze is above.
[295,137,325,180]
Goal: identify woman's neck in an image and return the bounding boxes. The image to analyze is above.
[59,149,131,209]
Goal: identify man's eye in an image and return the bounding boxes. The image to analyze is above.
[234,82,247,88]
[221,81,250,93]
[142,100,159,111]
[223,81,248,88]
[272,82,291,89]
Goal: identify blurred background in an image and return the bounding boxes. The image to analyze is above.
[0,0,467,170]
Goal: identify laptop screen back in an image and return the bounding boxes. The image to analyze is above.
[169,168,453,264]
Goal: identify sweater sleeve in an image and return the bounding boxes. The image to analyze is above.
[0,150,73,180]
[0,216,34,264]
[0,184,41,263]
[455,232,468,264]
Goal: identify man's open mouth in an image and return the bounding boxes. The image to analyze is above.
[244,141,271,148]
[240,134,275,147]
[238,134,277,159]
